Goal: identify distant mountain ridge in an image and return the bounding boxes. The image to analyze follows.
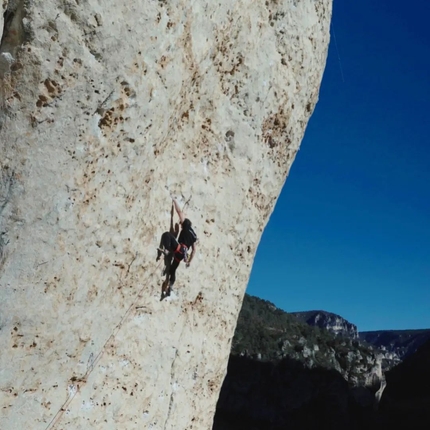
[291,310,358,339]
[232,294,398,387]
[360,329,430,360]
[217,294,430,430]
[286,310,430,361]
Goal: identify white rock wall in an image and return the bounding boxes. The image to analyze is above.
[0,0,332,428]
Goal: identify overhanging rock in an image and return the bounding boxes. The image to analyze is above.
[0,1,332,428]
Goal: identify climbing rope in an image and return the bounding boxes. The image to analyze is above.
[45,257,163,430]
[45,197,190,428]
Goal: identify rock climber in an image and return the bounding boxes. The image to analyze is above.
[157,197,198,298]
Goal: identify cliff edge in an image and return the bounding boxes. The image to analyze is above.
[0,1,332,428]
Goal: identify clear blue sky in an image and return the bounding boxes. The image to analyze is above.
[247,0,430,332]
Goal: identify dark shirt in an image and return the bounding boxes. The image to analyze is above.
[178,223,197,248]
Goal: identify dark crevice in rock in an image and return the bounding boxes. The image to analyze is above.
[1,8,15,45]
[0,0,27,76]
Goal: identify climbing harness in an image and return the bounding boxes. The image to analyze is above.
[173,243,188,263]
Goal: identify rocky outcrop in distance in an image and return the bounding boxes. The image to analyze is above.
[360,329,430,360]
[216,299,430,429]
[0,1,331,429]
[291,310,359,339]
[232,295,397,388]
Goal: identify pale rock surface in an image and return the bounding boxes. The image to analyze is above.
[0,0,331,428]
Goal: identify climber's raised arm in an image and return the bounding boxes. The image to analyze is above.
[172,197,185,224]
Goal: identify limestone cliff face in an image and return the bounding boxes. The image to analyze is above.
[0,1,331,428]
